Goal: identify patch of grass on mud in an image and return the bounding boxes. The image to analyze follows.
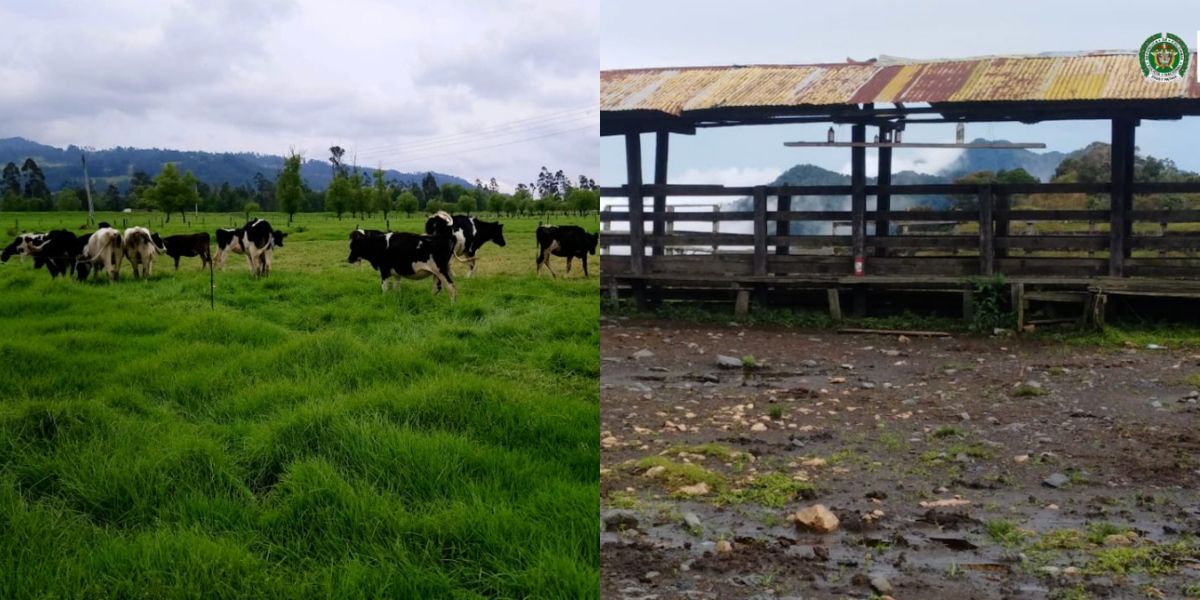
[635,457,725,490]
[1014,384,1048,397]
[985,519,1028,547]
[1043,322,1200,349]
[716,473,815,508]
[665,443,746,463]
[605,303,964,333]
[1033,529,1088,551]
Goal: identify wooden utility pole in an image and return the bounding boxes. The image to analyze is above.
[81,151,95,225]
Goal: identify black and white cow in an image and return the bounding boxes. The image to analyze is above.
[348,214,457,303]
[1,232,48,263]
[160,232,212,270]
[215,220,286,276]
[122,227,166,279]
[422,214,506,277]
[22,230,81,278]
[350,228,386,241]
[213,227,246,269]
[535,225,599,278]
[81,226,124,281]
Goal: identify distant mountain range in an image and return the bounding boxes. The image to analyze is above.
[0,137,472,192]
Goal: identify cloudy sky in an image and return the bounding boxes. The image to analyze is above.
[601,0,1200,190]
[0,0,597,191]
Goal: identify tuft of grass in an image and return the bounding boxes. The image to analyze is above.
[716,473,815,508]
[635,457,725,490]
[1034,529,1087,551]
[1085,522,1130,545]
[985,519,1026,547]
[1184,374,1200,388]
[767,406,784,420]
[666,443,741,462]
[1014,384,1048,397]
[932,425,965,438]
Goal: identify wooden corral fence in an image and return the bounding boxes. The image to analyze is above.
[599,181,1200,324]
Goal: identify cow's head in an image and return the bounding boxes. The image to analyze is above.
[1,235,26,262]
[588,232,599,255]
[272,231,287,247]
[347,235,379,264]
[150,232,166,253]
[487,221,506,247]
[97,222,110,229]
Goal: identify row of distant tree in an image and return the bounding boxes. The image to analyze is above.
[939,143,1200,211]
[0,150,601,222]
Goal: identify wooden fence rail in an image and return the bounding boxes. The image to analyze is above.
[600,183,1200,280]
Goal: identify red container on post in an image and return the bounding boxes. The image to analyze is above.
[854,255,864,277]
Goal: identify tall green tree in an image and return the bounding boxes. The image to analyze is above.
[370,169,394,220]
[397,191,418,217]
[421,172,439,208]
[143,163,199,222]
[1,162,20,198]
[20,158,49,200]
[277,152,304,224]
[325,171,352,219]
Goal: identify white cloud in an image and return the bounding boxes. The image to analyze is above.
[0,0,597,187]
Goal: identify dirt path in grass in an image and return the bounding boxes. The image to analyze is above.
[600,318,1200,600]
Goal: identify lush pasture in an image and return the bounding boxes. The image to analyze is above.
[0,211,599,598]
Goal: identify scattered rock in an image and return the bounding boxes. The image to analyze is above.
[811,545,829,561]
[715,355,742,369]
[640,571,659,582]
[682,511,702,530]
[869,575,893,594]
[631,349,655,360]
[601,436,620,449]
[643,465,666,479]
[676,482,710,496]
[603,510,639,532]
[714,539,733,554]
[750,422,768,432]
[700,373,720,383]
[793,504,840,533]
[898,335,910,344]
[1013,454,1030,464]
[919,497,971,508]
[1150,400,1163,409]
[1043,473,1070,488]
[861,382,876,390]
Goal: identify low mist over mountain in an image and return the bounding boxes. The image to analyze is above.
[0,137,472,192]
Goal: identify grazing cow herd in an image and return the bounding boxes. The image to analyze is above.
[2,213,599,304]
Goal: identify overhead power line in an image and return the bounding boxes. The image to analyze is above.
[352,106,597,155]
[369,124,594,170]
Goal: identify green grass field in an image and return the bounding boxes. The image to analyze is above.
[0,211,600,598]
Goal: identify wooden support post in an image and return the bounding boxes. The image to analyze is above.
[624,133,647,307]
[752,186,768,305]
[963,288,975,322]
[978,184,994,276]
[734,289,750,317]
[711,205,719,254]
[851,124,866,275]
[1108,119,1135,277]
[1013,282,1025,330]
[994,192,1010,259]
[874,127,891,258]
[753,187,768,276]
[775,195,791,256]
[827,288,842,321]
[652,131,669,257]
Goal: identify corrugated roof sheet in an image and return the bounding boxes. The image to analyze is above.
[600,51,1200,115]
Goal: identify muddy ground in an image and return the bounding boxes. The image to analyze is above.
[600,318,1200,600]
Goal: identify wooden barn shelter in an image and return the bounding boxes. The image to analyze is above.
[600,51,1200,324]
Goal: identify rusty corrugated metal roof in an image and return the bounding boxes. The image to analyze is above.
[601,51,1200,115]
